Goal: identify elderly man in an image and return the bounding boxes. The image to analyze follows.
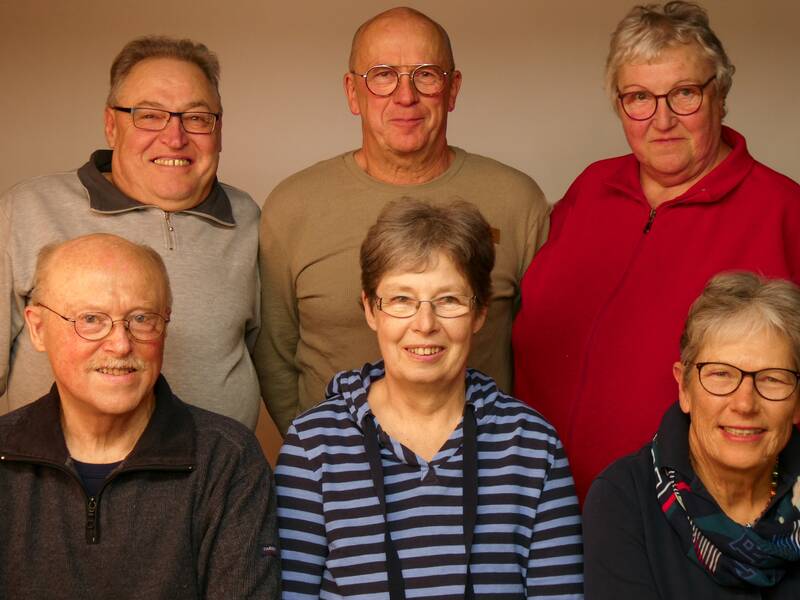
[0,234,279,598]
[257,7,549,434]
[0,36,261,428]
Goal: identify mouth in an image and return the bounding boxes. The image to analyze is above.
[720,426,766,439]
[405,346,444,357]
[95,366,138,376]
[152,157,191,167]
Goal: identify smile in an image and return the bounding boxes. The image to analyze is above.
[152,158,191,167]
[406,346,443,356]
[720,426,765,437]
[95,367,137,376]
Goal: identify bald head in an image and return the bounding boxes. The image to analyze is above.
[31,234,172,310]
[349,7,455,71]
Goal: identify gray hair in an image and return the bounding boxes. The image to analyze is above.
[30,234,173,310]
[605,1,735,110]
[349,7,455,71]
[107,36,221,108]
[679,272,800,384]
[360,198,494,309]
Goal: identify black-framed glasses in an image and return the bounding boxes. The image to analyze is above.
[112,106,220,134]
[618,75,716,121]
[376,295,475,319]
[695,362,800,401]
[350,64,450,96]
[37,303,170,342]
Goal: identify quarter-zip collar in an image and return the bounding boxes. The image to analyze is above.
[0,375,196,470]
[77,149,236,226]
[604,126,755,208]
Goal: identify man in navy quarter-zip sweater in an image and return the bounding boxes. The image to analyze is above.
[0,36,262,429]
[0,234,279,599]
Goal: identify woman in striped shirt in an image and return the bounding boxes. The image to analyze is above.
[276,198,583,599]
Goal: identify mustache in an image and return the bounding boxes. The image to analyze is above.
[85,357,146,372]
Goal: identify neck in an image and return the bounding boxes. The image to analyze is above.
[640,140,731,208]
[689,435,776,525]
[60,393,155,463]
[354,143,454,185]
[368,373,466,462]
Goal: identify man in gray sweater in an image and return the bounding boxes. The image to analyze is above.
[0,36,262,428]
[0,234,279,598]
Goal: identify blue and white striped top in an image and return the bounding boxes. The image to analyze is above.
[276,362,583,599]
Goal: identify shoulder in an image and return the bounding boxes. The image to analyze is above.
[459,149,545,198]
[219,182,260,215]
[187,404,269,469]
[1,170,84,210]
[288,394,355,441]
[747,160,800,199]
[585,443,653,510]
[265,153,352,203]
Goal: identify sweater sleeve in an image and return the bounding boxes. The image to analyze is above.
[276,426,328,599]
[0,192,21,409]
[196,438,281,599]
[526,436,584,599]
[255,200,301,436]
[583,474,659,600]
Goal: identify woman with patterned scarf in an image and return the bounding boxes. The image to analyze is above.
[584,271,800,598]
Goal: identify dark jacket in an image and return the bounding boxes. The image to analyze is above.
[583,403,800,599]
[0,376,280,599]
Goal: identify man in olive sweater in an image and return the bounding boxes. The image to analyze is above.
[257,7,550,434]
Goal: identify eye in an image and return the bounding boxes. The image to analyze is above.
[388,296,414,305]
[79,312,104,325]
[435,295,462,306]
[369,68,396,81]
[673,86,698,98]
[136,109,165,120]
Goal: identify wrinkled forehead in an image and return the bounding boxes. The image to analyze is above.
[354,15,451,69]
[115,57,220,108]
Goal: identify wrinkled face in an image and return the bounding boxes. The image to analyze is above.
[363,252,486,389]
[25,244,169,420]
[344,15,461,159]
[104,57,222,211]
[675,326,800,481]
[616,44,724,187]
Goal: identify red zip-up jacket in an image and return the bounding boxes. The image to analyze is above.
[512,127,800,502]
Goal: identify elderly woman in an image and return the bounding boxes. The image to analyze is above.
[512,1,800,501]
[276,199,583,599]
[583,272,800,598]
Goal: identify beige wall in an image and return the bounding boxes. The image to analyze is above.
[2,0,798,463]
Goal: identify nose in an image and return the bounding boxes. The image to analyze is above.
[651,96,677,130]
[102,320,134,355]
[159,114,189,147]
[411,301,439,333]
[393,72,419,105]
[729,374,760,414]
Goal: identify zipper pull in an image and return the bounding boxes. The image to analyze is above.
[86,496,99,544]
[643,208,656,234]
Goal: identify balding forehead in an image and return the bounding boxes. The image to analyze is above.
[349,8,454,70]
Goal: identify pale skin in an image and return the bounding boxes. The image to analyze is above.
[344,8,462,185]
[673,327,800,525]
[616,44,731,207]
[361,253,486,461]
[24,235,170,463]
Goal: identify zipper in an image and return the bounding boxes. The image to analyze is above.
[643,207,656,234]
[163,211,176,250]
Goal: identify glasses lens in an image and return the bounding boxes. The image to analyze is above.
[620,91,656,120]
[698,363,741,395]
[366,67,399,96]
[181,112,217,134]
[432,295,472,317]
[75,312,112,340]
[380,296,418,317]
[667,85,703,115]
[131,108,170,131]
[412,66,446,95]
[128,313,165,340]
[755,369,798,400]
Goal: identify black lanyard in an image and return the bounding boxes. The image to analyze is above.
[362,404,478,600]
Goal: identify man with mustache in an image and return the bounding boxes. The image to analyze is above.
[0,234,279,598]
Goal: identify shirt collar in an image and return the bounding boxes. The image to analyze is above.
[77,149,236,226]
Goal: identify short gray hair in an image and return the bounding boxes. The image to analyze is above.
[107,36,221,107]
[360,198,494,309]
[679,272,800,383]
[605,1,735,109]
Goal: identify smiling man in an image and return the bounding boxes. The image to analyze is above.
[257,7,550,435]
[0,234,279,599]
[0,37,262,428]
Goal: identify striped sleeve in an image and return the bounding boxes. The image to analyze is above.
[526,435,584,598]
[275,425,327,600]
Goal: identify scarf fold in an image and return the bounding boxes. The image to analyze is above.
[652,435,800,588]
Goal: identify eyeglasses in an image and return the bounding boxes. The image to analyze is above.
[376,295,475,319]
[350,64,450,97]
[695,362,800,401]
[37,303,170,342]
[112,106,220,134]
[617,75,716,121]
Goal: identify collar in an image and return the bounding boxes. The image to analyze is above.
[0,375,196,469]
[656,401,800,495]
[77,149,236,226]
[604,126,755,206]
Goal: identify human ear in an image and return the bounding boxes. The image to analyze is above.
[362,291,377,332]
[24,305,48,352]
